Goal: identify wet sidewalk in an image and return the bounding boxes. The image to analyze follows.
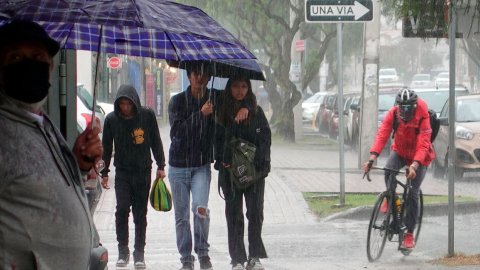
[93,127,480,269]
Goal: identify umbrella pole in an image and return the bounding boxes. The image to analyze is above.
[91,25,104,130]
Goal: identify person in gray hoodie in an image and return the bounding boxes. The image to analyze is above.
[101,84,166,269]
[0,21,103,269]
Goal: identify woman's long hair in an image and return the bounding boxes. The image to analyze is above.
[217,76,257,125]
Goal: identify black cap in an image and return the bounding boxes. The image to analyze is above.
[0,20,60,57]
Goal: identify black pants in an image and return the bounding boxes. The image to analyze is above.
[115,168,151,259]
[384,151,427,233]
[219,168,267,265]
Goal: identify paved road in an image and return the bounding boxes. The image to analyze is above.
[94,126,480,269]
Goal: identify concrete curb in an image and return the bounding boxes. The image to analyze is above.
[321,201,480,222]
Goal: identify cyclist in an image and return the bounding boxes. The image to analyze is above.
[363,88,435,250]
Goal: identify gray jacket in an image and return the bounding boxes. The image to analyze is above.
[0,92,93,269]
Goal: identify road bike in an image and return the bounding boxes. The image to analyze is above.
[364,165,424,262]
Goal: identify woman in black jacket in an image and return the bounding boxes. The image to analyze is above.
[215,76,271,270]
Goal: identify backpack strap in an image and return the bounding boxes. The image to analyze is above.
[415,117,424,135]
[392,109,399,139]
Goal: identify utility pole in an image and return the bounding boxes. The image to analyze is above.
[359,0,381,168]
[291,0,303,140]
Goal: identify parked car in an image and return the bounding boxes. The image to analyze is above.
[253,85,269,113]
[414,86,470,116]
[76,124,109,270]
[302,92,327,122]
[435,72,449,88]
[379,68,399,85]
[431,94,480,178]
[316,92,337,137]
[329,91,360,142]
[342,93,361,145]
[410,74,431,88]
[77,83,105,138]
[351,86,401,154]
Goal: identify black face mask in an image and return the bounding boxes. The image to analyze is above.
[2,59,51,103]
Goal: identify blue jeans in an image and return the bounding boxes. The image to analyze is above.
[168,165,211,263]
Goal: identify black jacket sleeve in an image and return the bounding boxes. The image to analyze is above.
[254,106,271,173]
[168,94,211,141]
[101,114,114,177]
[148,109,165,170]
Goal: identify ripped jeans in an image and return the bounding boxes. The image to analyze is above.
[168,165,211,263]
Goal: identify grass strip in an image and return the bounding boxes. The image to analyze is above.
[303,192,476,219]
[429,253,480,266]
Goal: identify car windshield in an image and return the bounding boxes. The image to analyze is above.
[457,98,480,122]
[378,92,396,111]
[438,73,449,79]
[416,90,469,114]
[413,75,429,81]
[304,93,325,103]
[379,69,395,76]
[78,86,102,113]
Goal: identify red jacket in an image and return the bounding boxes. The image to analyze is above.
[370,98,435,166]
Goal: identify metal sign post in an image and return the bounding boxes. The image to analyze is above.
[305,0,372,205]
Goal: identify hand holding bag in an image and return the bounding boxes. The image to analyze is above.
[149,177,172,211]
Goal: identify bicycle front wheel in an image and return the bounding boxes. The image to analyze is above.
[367,192,391,262]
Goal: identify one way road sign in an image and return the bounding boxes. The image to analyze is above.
[305,0,373,23]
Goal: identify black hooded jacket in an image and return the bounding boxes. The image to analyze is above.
[168,86,220,168]
[101,85,165,177]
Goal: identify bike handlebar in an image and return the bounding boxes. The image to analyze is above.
[363,166,410,182]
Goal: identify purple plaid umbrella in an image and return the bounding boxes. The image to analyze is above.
[167,59,266,81]
[0,0,256,61]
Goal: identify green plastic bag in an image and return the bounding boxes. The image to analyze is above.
[149,177,172,211]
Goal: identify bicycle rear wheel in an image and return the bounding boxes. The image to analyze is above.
[400,189,423,256]
[367,192,391,262]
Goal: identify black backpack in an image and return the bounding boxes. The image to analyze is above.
[392,108,440,142]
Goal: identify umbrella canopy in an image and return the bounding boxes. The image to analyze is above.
[167,59,266,81]
[0,0,255,61]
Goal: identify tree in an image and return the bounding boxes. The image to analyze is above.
[176,0,346,142]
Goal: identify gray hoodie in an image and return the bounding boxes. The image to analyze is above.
[0,92,93,269]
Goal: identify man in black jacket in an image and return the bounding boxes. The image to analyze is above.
[168,63,249,270]
[101,84,166,270]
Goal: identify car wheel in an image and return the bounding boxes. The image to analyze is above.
[319,119,328,134]
[352,131,359,151]
[431,158,445,179]
[444,155,464,179]
[329,130,337,140]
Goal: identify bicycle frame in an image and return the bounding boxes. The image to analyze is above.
[365,166,423,261]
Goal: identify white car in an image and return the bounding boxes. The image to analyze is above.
[379,68,399,84]
[302,92,327,122]
[435,72,449,88]
[410,74,431,87]
[77,84,105,138]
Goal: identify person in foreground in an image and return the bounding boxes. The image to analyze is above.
[215,76,271,270]
[363,88,434,250]
[101,84,166,269]
[0,20,103,269]
[168,63,250,270]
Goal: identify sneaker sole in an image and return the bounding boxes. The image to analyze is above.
[200,268,213,270]
[116,263,128,267]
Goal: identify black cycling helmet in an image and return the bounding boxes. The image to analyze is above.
[395,88,418,122]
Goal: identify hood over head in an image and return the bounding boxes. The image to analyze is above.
[114,84,141,117]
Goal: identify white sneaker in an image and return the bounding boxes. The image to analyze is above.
[232,263,245,270]
[134,261,147,269]
[116,256,129,267]
[246,258,264,270]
